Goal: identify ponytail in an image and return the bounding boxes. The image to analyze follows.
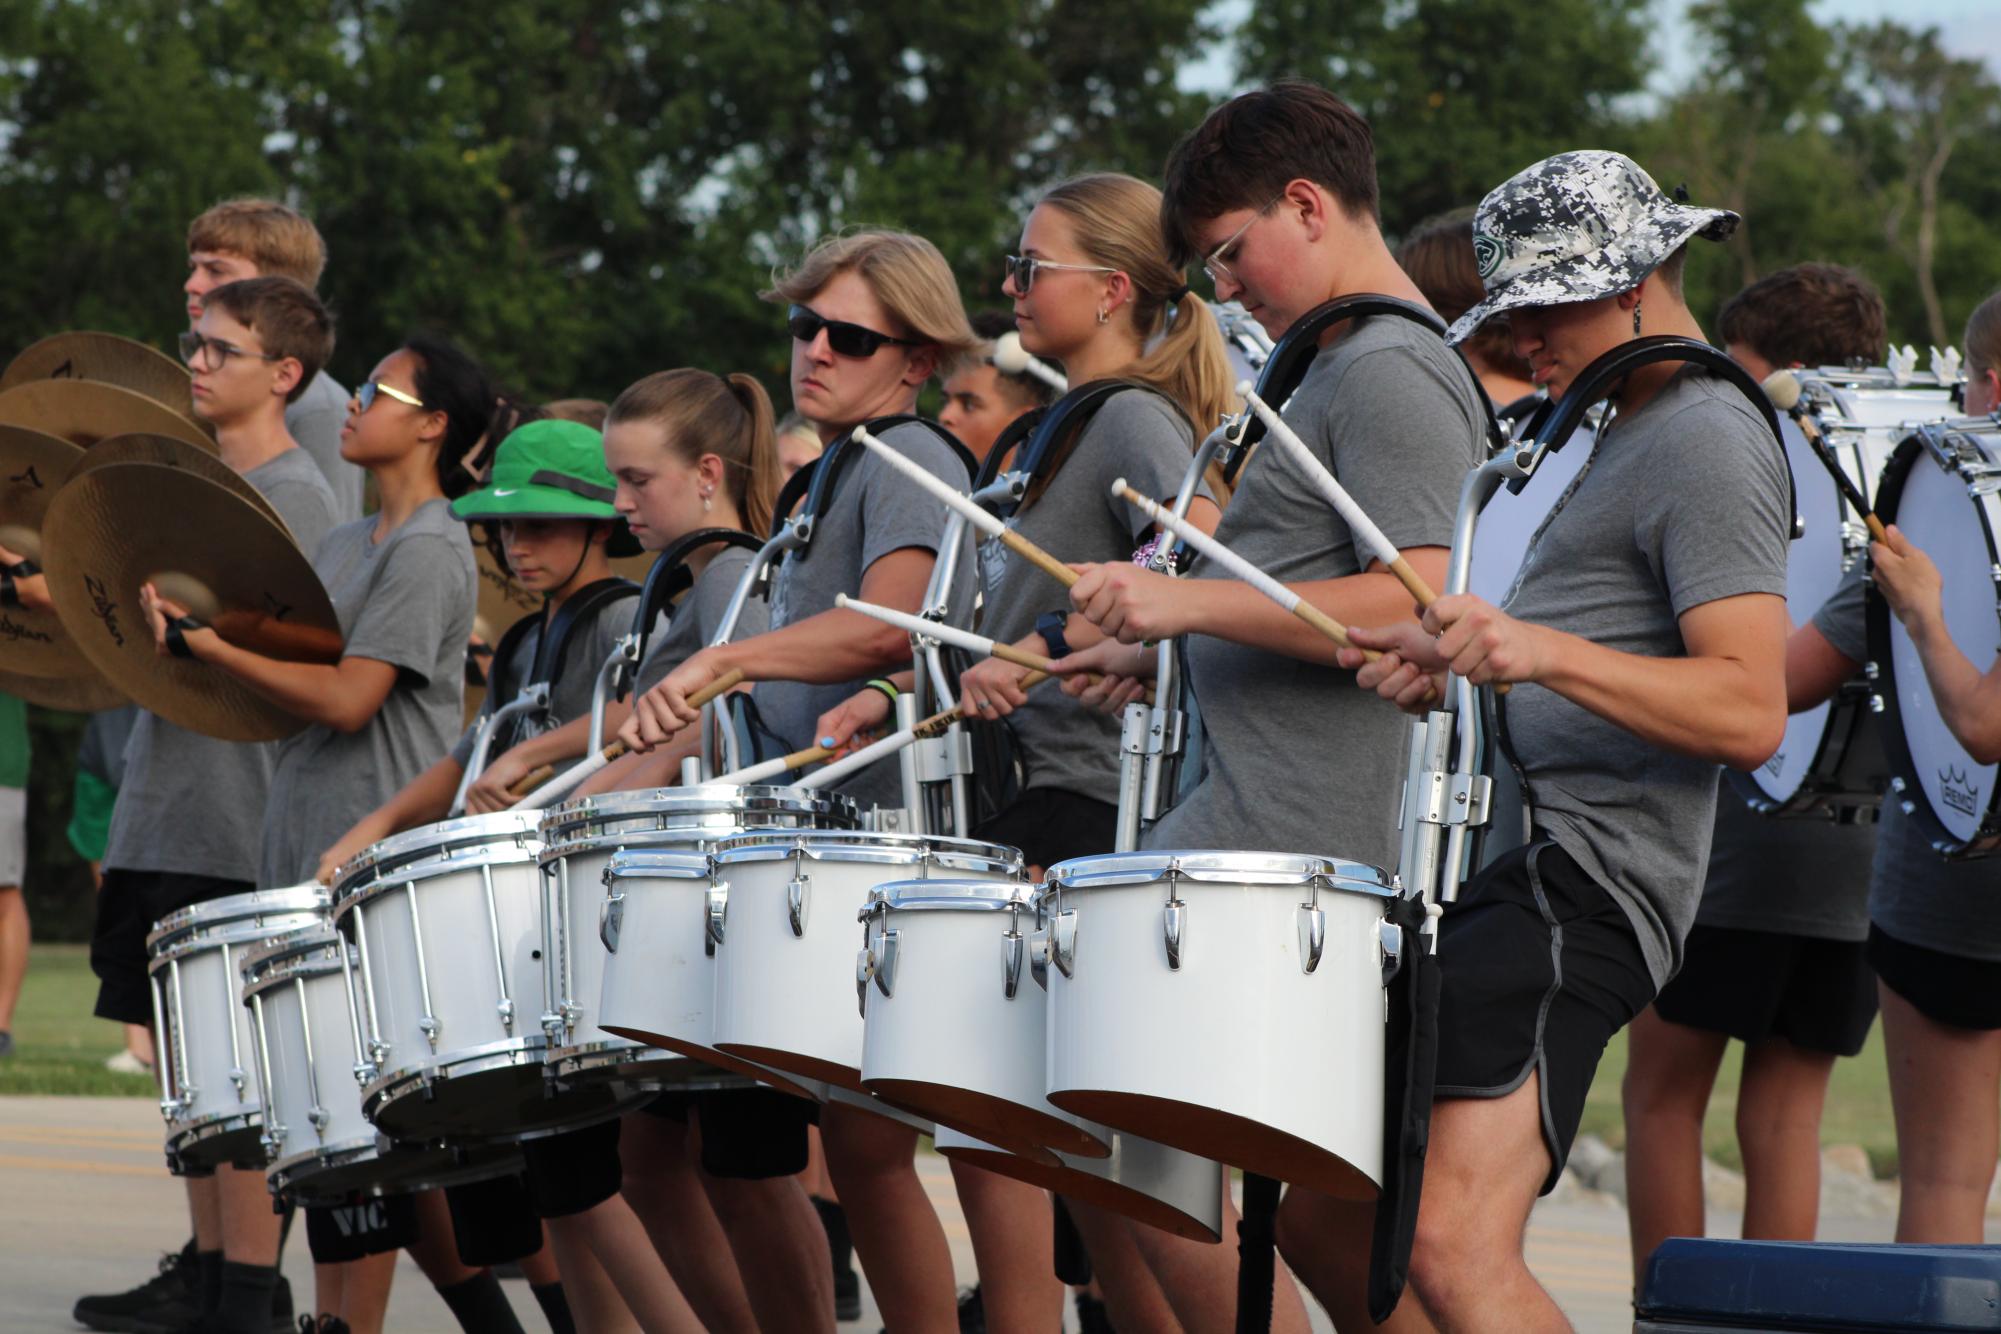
[401,332,514,499]
[725,373,781,536]
[606,368,783,535]
[1126,292,1240,439]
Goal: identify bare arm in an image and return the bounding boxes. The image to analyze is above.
[314,754,464,883]
[1785,622,1860,714]
[462,699,634,813]
[1874,526,2001,762]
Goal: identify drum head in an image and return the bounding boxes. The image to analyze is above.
[1470,425,1594,608]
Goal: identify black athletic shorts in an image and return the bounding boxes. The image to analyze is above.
[1654,923,1878,1055]
[305,1194,419,1263]
[92,869,254,1024]
[445,1174,544,1266]
[972,786,1116,875]
[519,1119,624,1218]
[1868,924,2001,1031]
[695,1087,815,1179]
[1435,839,1656,1194]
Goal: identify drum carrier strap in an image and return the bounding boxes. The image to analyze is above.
[627,527,763,676]
[484,576,638,751]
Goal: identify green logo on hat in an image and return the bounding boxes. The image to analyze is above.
[1472,230,1504,281]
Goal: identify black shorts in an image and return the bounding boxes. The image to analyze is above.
[1435,839,1656,1194]
[1654,923,1878,1056]
[305,1194,418,1263]
[971,786,1116,875]
[444,1175,544,1266]
[695,1087,815,1179]
[519,1119,624,1218]
[1868,924,2001,1031]
[92,869,254,1024]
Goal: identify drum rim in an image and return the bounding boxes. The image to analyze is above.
[710,828,1025,874]
[333,836,545,916]
[539,827,726,865]
[146,886,330,954]
[332,813,543,900]
[361,1035,550,1105]
[148,909,331,968]
[602,848,714,880]
[239,925,349,990]
[538,783,859,832]
[864,878,1036,915]
[1866,423,2001,858]
[1044,848,1392,894]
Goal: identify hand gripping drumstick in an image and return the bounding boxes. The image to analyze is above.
[832,593,1155,701]
[1762,370,1889,543]
[851,427,1077,589]
[1235,380,1442,607]
[505,668,746,807]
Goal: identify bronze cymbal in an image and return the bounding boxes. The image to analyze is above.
[43,463,343,743]
[0,666,125,713]
[0,424,97,679]
[70,433,284,532]
[0,380,213,453]
[2,332,204,430]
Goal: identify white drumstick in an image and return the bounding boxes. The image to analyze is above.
[834,594,1055,672]
[851,427,1078,587]
[794,725,920,790]
[509,744,617,812]
[1235,380,1440,607]
[992,331,1069,393]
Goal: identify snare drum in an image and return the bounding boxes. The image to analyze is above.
[335,812,636,1141]
[1043,850,1394,1201]
[242,926,520,1204]
[1797,369,1960,509]
[710,831,1022,1091]
[1870,419,2001,858]
[538,786,854,1094]
[147,885,329,1172]
[932,1123,1224,1243]
[858,879,1101,1159]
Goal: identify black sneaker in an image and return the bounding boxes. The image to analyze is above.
[1075,1290,1116,1334]
[833,1261,862,1322]
[957,1284,986,1334]
[267,1276,295,1332]
[72,1243,199,1333]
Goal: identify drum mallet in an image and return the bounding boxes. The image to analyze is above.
[1762,370,1889,543]
[851,426,1077,589]
[991,332,1069,394]
[506,669,745,807]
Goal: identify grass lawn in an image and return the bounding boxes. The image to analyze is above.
[0,943,159,1097]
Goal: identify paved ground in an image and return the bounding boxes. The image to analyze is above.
[0,1095,1939,1333]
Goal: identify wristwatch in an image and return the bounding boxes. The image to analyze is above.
[1035,610,1072,659]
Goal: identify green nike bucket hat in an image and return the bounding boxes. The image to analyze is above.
[452,418,639,555]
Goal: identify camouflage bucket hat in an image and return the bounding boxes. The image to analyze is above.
[1446,150,1739,346]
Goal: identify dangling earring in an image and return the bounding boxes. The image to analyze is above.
[1096,307,1109,326]
[1631,298,1643,336]
[702,490,712,513]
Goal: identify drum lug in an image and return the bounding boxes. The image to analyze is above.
[855,947,872,1016]
[599,891,625,954]
[419,1015,440,1050]
[706,881,729,949]
[1296,904,1325,974]
[787,872,811,938]
[1163,897,1186,971]
[261,1125,284,1157]
[1379,920,1404,988]
[1051,910,1077,979]
[1028,928,1050,989]
[1003,930,1025,999]
[229,1067,246,1097]
[496,998,515,1030]
[308,1105,329,1134]
[873,929,900,999]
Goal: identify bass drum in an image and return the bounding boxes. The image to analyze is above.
[1869,419,2001,858]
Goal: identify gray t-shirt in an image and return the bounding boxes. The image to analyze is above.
[634,545,769,695]
[449,584,639,771]
[259,499,475,887]
[752,421,976,808]
[977,389,1202,803]
[1149,317,1485,869]
[285,370,365,525]
[104,448,342,882]
[1812,566,2001,958]
[1501,369,1790,987]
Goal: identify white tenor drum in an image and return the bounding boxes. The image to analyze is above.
[1471,420,1593,608]
[148,885,329,1173]
[1044,850,1395,1202]
[242,926,519,1204]
[539,785,855,1095]
[933,1123,1225,1243]
[711,831,1022,1091]
[335,812,633,1142]
[858,879,1101,1159]
[1871,419,2001,858]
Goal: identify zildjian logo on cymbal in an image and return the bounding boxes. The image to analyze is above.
[84,574,124,648]
[0,615,52,645]
[8,466,43,489]
[1940,767,1980,819]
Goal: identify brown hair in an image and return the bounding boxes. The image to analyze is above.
[187,198,327,289]
[764,229,978,365]
[1715,264,1885,369]
[542,398,609,430]
[200,277,334,403]
[607,370,782,536]
[1039,172,1239,436]
[1967,288,2001,380]
[1397,208,1527,377]
[1160,80,1379,268]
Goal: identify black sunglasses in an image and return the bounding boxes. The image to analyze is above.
[787,304,920,358]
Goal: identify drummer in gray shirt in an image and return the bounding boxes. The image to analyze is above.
[1623,264,1891,1282]
[1341,153,1789,1330]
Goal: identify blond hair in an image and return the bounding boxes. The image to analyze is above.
[187,198,327,289]
[1038,173,1239,437]
[607,370,782,537]
[765,230,977,365]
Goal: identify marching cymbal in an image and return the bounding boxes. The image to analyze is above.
[0,424,98,680]
[0,380,213,452]
[70,433,283,532]
[43,463,343,743]
[2,332,204,430]
[0,666,125,713]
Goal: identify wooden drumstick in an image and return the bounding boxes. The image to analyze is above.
[505,668,746,800]
[850,426,1077,588]
[1763,370,1889,543]
[1235,381,1442,607]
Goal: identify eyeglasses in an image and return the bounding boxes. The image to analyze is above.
[177,330,282,369]
[787,304,920,358]
[1003,255,1117,296]
[1202,197,1284,289]
[356,380,426,412]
